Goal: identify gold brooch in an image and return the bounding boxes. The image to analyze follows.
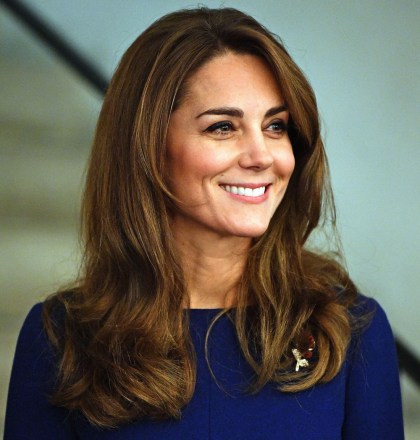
[292,335,315,371]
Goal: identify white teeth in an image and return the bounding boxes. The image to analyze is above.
[221,185,266,197]
[253,187,265,197]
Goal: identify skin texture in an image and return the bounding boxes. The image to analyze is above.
[166,53,295,308]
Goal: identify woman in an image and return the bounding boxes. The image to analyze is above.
[5,7,404,439]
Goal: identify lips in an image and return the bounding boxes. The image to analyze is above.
[220,184,267,197]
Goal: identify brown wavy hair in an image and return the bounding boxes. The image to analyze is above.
[43,7,358,428]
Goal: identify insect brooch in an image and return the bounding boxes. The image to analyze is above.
[292,335,315,372]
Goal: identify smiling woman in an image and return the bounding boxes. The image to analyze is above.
[166,53,296,309]
[166,53,295,242]
[5,7,404,440]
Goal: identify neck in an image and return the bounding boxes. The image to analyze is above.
[172,226,251,309]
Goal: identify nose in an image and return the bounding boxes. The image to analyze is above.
[238,131,274,171]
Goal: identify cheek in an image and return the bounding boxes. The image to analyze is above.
[165,147,216,200]
[170,145,232,183]
[166,140,197,184]
[274,148,296,179]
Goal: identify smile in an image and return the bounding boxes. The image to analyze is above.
[220,185,266,197]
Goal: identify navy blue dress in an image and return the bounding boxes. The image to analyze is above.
[5,298,404,439]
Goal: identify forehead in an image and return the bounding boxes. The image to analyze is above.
[178,52,283,108]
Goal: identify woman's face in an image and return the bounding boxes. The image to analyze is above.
[165,52,295,239]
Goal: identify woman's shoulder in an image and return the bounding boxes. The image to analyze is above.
[5,301,77,439]
[343,293,396,365]
[342,294,404,437]
[24,301,44,321]
[12,302,55,368]
[16,297,68,361]
[17,302,46,344]
[348,294,393,341]
[20,297,62,328]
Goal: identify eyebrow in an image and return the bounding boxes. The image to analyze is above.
[196,104,288,119]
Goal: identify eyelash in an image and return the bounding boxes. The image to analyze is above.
[204,119,288,136]
[205,121,234,135]
[267,120,288,133]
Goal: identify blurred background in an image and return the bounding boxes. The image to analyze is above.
[1,0,419,436]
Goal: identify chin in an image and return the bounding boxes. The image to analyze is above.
[226,223,270,238]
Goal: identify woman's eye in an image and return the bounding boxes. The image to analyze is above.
[205,121,234,135]
[267,120,288,133]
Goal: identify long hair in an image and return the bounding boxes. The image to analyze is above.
[43,7,358,428]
